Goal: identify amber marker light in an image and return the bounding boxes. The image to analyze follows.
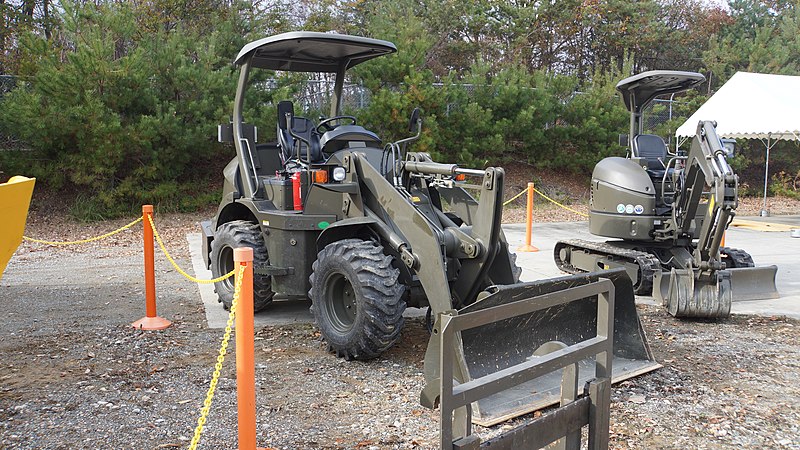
[314,170,329,183]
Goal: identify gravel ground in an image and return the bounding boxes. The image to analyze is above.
[2,196,800,449]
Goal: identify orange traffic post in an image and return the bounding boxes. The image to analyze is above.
[721,232,726,248]
[132,205,172,330]
[234,247,259,450]
[517,182,539,252]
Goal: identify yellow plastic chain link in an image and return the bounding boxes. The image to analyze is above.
[146,214,234,284]
[532,186,588,218]
[22,216,144,245]
[502,184,589,218]
[502,188,528,206]
[188,264,243,450]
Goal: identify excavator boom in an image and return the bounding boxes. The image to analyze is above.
[654,121,778,317]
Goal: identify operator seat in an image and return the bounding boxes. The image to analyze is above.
[633,133,676,210]
[276,101,323,164]
[632,134,668,172]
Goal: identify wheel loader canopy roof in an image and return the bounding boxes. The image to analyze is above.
[234,31,397,72]
[616,70,705,113]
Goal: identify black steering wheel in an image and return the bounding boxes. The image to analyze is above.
[316,115,357,133]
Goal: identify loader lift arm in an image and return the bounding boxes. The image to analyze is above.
[342,150,512,405]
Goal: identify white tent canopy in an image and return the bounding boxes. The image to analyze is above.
[675,71,800,215]
[676,71,800,140]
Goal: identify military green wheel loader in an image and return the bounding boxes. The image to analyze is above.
[201,31,659,425]
[555,70,779,319]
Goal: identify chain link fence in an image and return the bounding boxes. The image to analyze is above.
[643,98,678,146]
[0,75,17,97]
[0,75,25,151]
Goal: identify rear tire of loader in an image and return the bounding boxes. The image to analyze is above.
[211,220,275,312]
[309,239,406,360]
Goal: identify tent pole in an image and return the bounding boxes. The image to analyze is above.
[761,134,772,217]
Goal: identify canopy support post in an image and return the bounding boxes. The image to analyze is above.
[760,133,776,217]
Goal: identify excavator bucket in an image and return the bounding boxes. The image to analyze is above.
[654,265,779,318]
[0,176,35,280]
[654,269,732,318]
[454,269,659,426]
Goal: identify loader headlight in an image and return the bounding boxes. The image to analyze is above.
[332,167,346,182]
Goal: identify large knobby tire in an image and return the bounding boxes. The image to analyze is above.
[210,220,275,312]
[309,239,406,360]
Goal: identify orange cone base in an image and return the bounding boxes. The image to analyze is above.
[131,316,172,330]
[517,244,540,253]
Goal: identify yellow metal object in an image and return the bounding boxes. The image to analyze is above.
[730,219,796,232]
[145,214,235,284]
[189,265,243,450]
[0,176,36,280]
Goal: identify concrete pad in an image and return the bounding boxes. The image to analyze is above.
[188,233,423,329]
[189,217,800,327]
[502,218,800,319]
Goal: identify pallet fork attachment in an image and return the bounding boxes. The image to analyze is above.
[431,273,632,449]
[422,268,660,428]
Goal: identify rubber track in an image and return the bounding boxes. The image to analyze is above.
[554,239,661,295]
[720,246,755,268]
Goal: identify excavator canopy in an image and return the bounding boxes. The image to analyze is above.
[616,70,706,113]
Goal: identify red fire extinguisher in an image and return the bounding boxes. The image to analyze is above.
[291,172,302,211]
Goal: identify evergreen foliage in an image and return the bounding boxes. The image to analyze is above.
[1,0,798,217]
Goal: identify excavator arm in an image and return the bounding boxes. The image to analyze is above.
[655,121,778,317]
[674,120,737,270]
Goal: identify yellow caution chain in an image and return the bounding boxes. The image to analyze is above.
[502,188,528,206]
[23,216,144,245]
[188,264,243,450]
[502,184,589,218]
[145,214,234,284]
[532,186,588,218]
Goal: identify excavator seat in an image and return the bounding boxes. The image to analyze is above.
[633,134,677,208]
[632,134,668,172]
[277,100,323,164]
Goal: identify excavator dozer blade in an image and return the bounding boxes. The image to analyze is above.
[728,265,779,301]
[0,176,35,281]
[457,268,659,426]
[654,265,779,318]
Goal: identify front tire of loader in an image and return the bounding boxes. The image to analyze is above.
[309,239,406,360]
[210,220,275,312]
